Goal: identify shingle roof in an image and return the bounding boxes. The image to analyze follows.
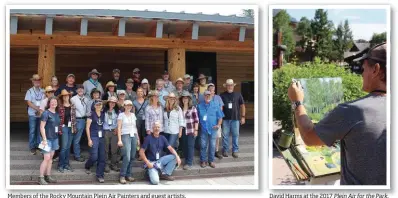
[10,9,254,25]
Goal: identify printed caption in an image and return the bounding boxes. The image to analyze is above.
[8,193,187,198]
[270,193,389,198]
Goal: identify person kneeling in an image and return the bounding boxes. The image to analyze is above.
[139,121,181,185]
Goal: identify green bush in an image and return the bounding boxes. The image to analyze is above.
[273,62,367,130]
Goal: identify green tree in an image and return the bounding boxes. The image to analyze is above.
[273,10,296,59]
[370,32,386,47]
[343,20,354,50]
[241,9,254,18]
[311,9,334,61]
[296,17,314,60]
[332,22,344,61]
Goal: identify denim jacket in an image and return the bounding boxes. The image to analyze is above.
[163,106,185,135]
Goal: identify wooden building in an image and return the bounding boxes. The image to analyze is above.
[9,9,255,122]
[344,41,370,74]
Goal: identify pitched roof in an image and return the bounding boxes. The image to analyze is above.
[10,9,254,25]
[353,42,370,52]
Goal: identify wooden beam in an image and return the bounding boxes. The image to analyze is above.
[192,23,199,40]
[10,34,254,52]
[38,44,55,87]
[45,16,54,35]
[156,21,163,38]
[168,48,185,82]
[80,18,88,36]
[239,26,246,42]
[10,16,18,35]
[118,18,126,37]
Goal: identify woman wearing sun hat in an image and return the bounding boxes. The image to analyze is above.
[102,81,118,101]
[38,96,60,185]
[57,89,77,173]
[103,96,120,172]
[85,99,106,183]
[117,100,140,184]
[163,92,184,151]
[39,86,55,115]
[179,91,199,170]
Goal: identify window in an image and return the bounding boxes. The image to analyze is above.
[241,81,254,103]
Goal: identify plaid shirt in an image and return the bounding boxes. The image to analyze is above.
[183,106,199,135]
[145,104,164,133]
[58,104,77,134]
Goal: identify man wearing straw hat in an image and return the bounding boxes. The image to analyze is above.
[197,73,209,94]
[83,69,104,98]
[102,81,118,101]
[55,74,77,97]
[220,79,246,158]
[173,77,185,98]
[25,74,45,154]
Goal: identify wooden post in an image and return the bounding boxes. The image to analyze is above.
[167,48,186,82]
[38,44,55,87]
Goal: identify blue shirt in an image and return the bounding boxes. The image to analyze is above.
[133,99,149,120]
[141,135,170,161]
[41,110,61,140]
[55,84,77,97]
[197,100,224,134]
[89,111,105,138]
[198,94,224,108]
[25,87,45,117]
[103,109,118,130]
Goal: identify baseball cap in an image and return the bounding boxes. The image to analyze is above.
[117,90,126,95]
[126,78,134,83]
[141,78,149,84]
[184,74,191,79]
[133,68,140,73]
[113,69,120,73]
[163,70,169,75]
[207,83,215,88]
[66,74,75,78]
[123,100,133,106]
[354,42,387,63]
[94,100,103,105]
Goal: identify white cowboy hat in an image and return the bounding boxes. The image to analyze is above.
[223,79,236,87]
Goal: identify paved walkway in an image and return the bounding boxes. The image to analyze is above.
[113,175,254,185]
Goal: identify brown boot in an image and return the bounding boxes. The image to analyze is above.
[215,151,223,159]
[160,174,175,181]
[209,162,216,168]
[200,162,207,168]
[232,152,239,158]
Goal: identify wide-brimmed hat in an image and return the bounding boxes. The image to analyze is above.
[148,90,159,97]
[117,90,126,95]
[181,91,192,98]
[123,100,133,106]
[107,96,118,103]
[133,68,140,73]
[164,92,177,100]
[175,78,184,84]
[223,79,236,87]
[58,89,72,99]
[90,88,101,98]
[88,69,101,78]
[197,74,207,80]
[106,81,117,89]
[44,86,54,92]
[30,74,42,81]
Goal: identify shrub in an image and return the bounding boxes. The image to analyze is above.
[273,62,367,130]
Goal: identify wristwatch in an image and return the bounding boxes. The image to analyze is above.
[291,101,303,110]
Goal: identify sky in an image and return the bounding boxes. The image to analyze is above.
[285,9,387,40]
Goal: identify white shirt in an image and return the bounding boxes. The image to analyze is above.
[163,106,185,134]
[71,94,89,117]
[118,112,138,136]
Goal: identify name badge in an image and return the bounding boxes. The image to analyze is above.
[142,115,145,120]
[35,101,40,106]
[130,132,134,137]
[228,103,233,109]
[98,131,103,138]
[156,152,160,160]
[108,119,113,125]
[203,115,207,121]
[68,121,72,127]
[62,124,65,127]
[55,126,58,132]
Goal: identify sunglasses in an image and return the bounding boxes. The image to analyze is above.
[134,72,140,74]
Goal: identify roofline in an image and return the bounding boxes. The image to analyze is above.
[10,9,254,25]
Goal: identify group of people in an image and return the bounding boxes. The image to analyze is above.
[25,68,246,185]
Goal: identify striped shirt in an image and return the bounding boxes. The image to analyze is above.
[145,104,164,133]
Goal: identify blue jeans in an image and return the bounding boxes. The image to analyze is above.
[28,116,41,150]
[162,133,179,149]
[72,119,86,159]
[147,154,177,185]
[85,136,105,178]
[58,126,73,169]
[222,120,240,153]
[120,134,137,177]
[200,130,217,163]
[181,130,196,166]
